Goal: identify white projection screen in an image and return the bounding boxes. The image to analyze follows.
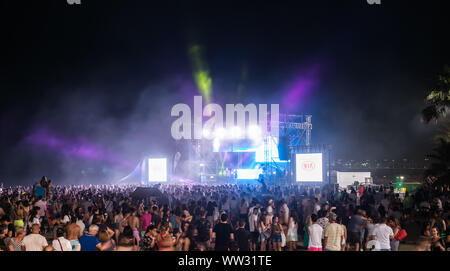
[148,158,167,182]
[296,153,323,182]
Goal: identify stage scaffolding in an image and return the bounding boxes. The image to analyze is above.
[181,113,333,185]
[263,114,314,184]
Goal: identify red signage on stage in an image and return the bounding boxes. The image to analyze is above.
[302,161,316,171]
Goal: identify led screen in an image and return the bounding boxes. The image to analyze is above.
[148,158,167,182]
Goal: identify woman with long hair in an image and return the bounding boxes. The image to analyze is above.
[183,224,199,251]
[430,226,446,251]
[338,216,347,251]
[258,214,270,251]
[388,216,401,251]
[113,208,123,244]
[175,221,190,251]
[271,216,282,251]
[286,210,299,251]
[158,222,179,251]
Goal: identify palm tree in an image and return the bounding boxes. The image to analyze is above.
[424,138,450,185]
[422,66,450,185]
[421,66,450,123]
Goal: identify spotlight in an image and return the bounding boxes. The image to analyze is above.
[215,128,226,139]
[247,125,261,140]
[202,128,210,138]
[231,126,242,139]
[213,138,221,151]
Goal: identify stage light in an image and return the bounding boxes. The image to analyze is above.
[236,169,263,180]
[199,163,205,167]
[247,125,261,140]
[215,128,226,139]
[213,138,221,151]
[231,126,242,139]
[202,128,210,138]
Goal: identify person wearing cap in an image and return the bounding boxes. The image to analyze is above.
[324,212,344,251]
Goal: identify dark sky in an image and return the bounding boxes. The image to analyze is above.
[0,0,449,185]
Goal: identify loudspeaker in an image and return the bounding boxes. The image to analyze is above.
[278,136,289,160]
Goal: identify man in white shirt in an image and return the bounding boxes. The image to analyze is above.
[23,224,48,251]
[308,214,323,251]
[280,199,289,225]
[267,200,274,222]
[248,207,259,251]
[52,228,72,251]
[371,217,394,251]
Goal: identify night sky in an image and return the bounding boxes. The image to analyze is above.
[1,0,449,185]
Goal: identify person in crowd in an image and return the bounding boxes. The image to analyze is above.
[126,208,140,244]
[258,214,270,251]
[142,225,158,251]
[79,224,101,251]
[213,213,234,251]
[286,210,299,251]
[248,207,259,251]
[337,216,347,251]
[193,210,212,250]
[430,226,446,251]
[415,236,432,251]
[235,220,250,251]
[371,217,394,251]
[271,216,282,251]
[347,209,367,251]
[75,214,85,234]
[52,227,72,251]
[8,226,25,251]
[22,224,48,251]
[43,245,54,251]
[239,199,249,224]
[388,217,401,251]
[307,214,323,251]
[97,229,116,251]
[324,212,344,251]
[0,224,9,251]
[0,177,448,252]
[115,234,137,251]
[140,207,152,238]
[183,224,199,251]
[157,222,179,251]
[303,215,312,249]
[66,216,82,251]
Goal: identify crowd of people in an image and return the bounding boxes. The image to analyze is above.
[0,176,449,251]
